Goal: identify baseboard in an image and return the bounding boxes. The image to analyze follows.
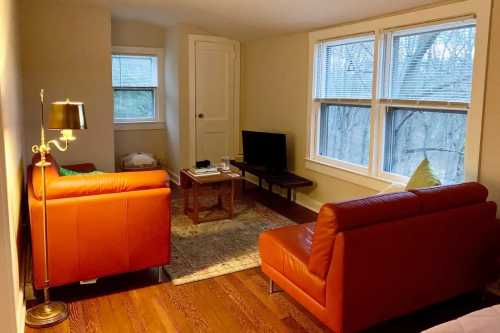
[167,169,180,185]
[243,176,322,213]
[295,192,322,213]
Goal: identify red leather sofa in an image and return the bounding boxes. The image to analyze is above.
[259,182,500,332]
[28,154,171,289]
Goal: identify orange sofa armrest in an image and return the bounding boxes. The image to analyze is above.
[39,170,169,200]
[62,163,97,173]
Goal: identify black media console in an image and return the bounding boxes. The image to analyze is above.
[231,160,313,202]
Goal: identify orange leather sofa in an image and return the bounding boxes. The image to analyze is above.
[28,154,171,289]
[260,182,500,333]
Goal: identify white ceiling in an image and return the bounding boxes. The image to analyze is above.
[92,0,443,40]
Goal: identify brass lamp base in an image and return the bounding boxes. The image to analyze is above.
[26,301,68,328]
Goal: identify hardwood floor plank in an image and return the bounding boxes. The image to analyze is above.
[237,269,328,333]
[281,316,310,333]
[95,294,135,333]
[158,281,213,332]
[214,271,289,332]
[197,277,259,332]
[79,298,104,333]
[234,269,291,320]
[128,286,175,333]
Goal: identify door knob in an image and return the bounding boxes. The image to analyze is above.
[198,113,204,118]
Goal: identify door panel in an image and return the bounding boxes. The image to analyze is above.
[194,40,236,163]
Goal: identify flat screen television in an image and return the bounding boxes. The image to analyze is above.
[242,130,287,173]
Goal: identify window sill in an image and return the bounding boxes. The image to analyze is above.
[305,158,404,192]
[114,122,165,131]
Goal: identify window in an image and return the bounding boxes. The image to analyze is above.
[313,35,375,170]
[380,22,475,184]
[111,47,164,127]
[308,0,491,189]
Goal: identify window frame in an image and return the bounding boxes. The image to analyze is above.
[306,0,491,191]
[112,46,165,131]
[312,33,375,174]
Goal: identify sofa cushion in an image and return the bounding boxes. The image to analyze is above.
[259,223,326,305]
[405,158,441,190]
[410,182,488,214]
[308,192,421,278]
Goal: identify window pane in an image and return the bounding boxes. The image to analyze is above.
[315,36,374,99]
[113,89,155,121]
[112,55,158,87]
[390,23,476,102]
[383,107,466,184]
[319,104,371,166]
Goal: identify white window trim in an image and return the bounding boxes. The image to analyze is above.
[112,46,165,131]
[306,0,491,191]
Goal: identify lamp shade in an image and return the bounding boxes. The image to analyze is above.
[49,100,87,130]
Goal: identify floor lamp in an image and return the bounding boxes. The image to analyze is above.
[25,89,87,328]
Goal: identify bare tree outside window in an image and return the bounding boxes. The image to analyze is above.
[315,36,374,99]
[319,104,371,166]
[391,25,475,102]
[384,108,466,184]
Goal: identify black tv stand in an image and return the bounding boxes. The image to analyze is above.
[231,161,313,202]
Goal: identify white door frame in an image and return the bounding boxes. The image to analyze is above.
[188,34,240,167]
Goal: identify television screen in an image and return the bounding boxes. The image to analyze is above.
[242,130,287,173]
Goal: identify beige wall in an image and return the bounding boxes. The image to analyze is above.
[164,25,182,178]
[241,1,500,210]
[111,18,165,48]
[114,129,168,166]
[20,0,115,171]
[0,0,25,331]
[111,19,168,168]
[479,0,500,206]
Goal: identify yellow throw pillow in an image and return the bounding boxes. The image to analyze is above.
[405,158,441,190]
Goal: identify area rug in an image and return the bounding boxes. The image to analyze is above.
[164,195,296,285]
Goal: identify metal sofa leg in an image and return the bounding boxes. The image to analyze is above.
[268,278,282,294]
[158,266,163,283]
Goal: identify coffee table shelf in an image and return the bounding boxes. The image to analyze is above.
[180,169,241,224]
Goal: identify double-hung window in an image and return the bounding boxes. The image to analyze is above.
[314,35,375,171]
[308,1,490,189]
[380,22,475,184]
[112,47,164,128]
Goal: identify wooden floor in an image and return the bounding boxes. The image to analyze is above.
[25,183,495,333]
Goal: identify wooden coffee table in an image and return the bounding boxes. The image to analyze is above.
[180,169,241,224]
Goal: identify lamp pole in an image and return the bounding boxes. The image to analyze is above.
[26,90,69,327]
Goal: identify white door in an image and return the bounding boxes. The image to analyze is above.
[189,35,240,166]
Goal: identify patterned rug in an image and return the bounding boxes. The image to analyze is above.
[164,194,296,285]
